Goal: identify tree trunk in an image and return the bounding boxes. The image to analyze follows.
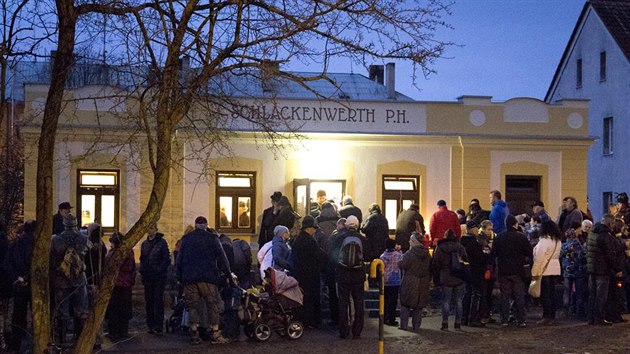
[30,1,77,352]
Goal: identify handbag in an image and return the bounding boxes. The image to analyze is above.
[528,240,558,298]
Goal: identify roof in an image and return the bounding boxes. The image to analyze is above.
[544,0,630,102]
[8,61,413,102]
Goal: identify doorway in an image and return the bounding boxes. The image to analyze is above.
[293,178,346,220]
[505,175,541,216]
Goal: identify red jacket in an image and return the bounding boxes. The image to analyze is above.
[429,206,461,246]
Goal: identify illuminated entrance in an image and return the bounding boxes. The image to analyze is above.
[382,175,420,232]
[293,178,346,219]
[76,170,119,231]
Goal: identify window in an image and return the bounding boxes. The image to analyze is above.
[216,172,256,232]
[600,51,606,81]
[77,170,119,232]
[576,58,583,88]
[293,179,345,219]
[382,175,419,232]
[603,117,613,155]
[603,192,613,215]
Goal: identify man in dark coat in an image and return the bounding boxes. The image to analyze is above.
[490,215,533,327]
[558,196,583,234]
[258,191,282,248]
[52,202,72,235]
[586,214,621,325]
[177,216,232,344]
[531,200,550,223]
[139,222,170,334]
[395,204,424,252]
[460,221,486,327]
[273,196,297,231]
[291,215,327,328]
[339,196,363,224]
[361,203,389,262]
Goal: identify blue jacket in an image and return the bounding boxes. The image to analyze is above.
[272,235,292,271]
[560,238,587,279]
[489,200,510,234]
[176,229,230,285]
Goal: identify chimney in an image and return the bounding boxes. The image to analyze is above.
[386,62,396,100]
[369,65,384,84]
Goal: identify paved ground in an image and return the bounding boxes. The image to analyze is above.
[99,309,630,354]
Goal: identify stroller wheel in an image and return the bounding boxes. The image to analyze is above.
[286,321,304,340]
[254,323,272,341]
[244,324,255,339]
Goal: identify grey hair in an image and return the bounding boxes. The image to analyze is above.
[342,195,353,205]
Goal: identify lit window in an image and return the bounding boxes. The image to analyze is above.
[216,172,256,232]
[603,117,613,155]
[77,170,119,231]
[382,175,419,231]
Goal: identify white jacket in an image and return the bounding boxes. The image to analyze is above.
[257,241,273,280]
[532,237,562,277]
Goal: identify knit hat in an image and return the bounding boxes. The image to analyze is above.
[274,225,289,238]
[63,214,78,227]
[301,215,319,230]
[409,232,422,247]
[345,215,359,229]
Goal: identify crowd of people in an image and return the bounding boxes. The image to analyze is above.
[1,189,630,351]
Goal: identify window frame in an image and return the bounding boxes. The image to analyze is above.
[76,169,120,232]
[382,175,419,232]
[603,117,613,155]
[215,171,256,234]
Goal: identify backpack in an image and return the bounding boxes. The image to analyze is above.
[449,251,470,281]
[59,241,85,281]
[338,235,364,269]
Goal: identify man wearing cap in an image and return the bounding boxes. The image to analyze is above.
[429,200,461,247]
[614,192,630,228]
[50,214,90,345]
[259,192,282,248]
[53,202,73,235]
[292,215,327,328]
[460,221,486,327]
[176,216,231,344]
[531,200,550,223]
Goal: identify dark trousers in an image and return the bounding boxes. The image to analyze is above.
[337,282,364,338]
[107,286,133,337]
[11,287,31,349]
[463,277,483,324]
[541,275,560,319]
[499,275,526,323]
[479,279,494,320]
[144,278,166,331]
[587,274,609,324]
[605,278,623,322]
[298,278,322,327]
[384,286,399,324]
[324,270,339,325]
[563,276,587,316]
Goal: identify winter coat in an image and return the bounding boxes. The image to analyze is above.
[490,227,532,278]
[489,200,510,234]
[432,238,468,287]
[611,237,627,276]
[559,208,583,234]
[272,234,292,272]
[232,239,252,280]
[51,228,90,289]
[106,248,136,288]
[429,206,461,245]
[560,238,587,279]
[218,233,235,270]
[395,209,425,251]
[460,233,486,280]
[257,241,273,280]
[139,232,170,282]
[176,229,230,285]
[398,245,431,308]
[468,209,490,227]
[291,230,327,286]
[532,237,562,277]
[380,249,403,287]
[361,209,390,261]
[85,240,107,287]
[586,223,617,276]
[339,203,363,224]
[274,206,297,230]
[333,228,367,284]
[258,206,277,247]
[3,230,35,284]
[533,209,550,223]
[52,212,65,236]
[616,205,630,228]
[317,206,340,238]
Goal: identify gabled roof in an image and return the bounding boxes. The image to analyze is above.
[545,0,630,102]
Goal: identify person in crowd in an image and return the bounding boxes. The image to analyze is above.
[50,214,90,346]
[432,229,468,330]
[52,202,73,235]
[84,223,107,347]
[331,215,367,339]
[325,218,347,327]
[560,221,588,318]
[581,219,593,244]
[139,222,170,334]
[105,232,136,341]
[398,232,431,331]
[292,215,327,328]
[238,201,250,227]
[478,219,496,324]
[317,201,340,238]
[177,216,232,345]
[4,220,36,351]
[527,215,542,247]
[310,190,328,218]
[338,195,363,224]
[362,203,390,262]
[274,196,298,231]
[272,225,292,272]
[0,223,11,351]
[558,196,583,234]
[380,238,403,327]
[490,215,532,327]
[489,190,509,234]
[461,220,486,327]
[395,204,425,252]
[174,225,193,265]
[218,232,235,270]
[315,202,340,327]
[456,209,467,225]
[232,237,252,289]
[586,214,621,326]
[467,199,490,226]
[615,192,630,228]
[429,200,461,247]
[605,218,628,323]
[532,200,550,223]
[257,237,273,282]
[259,192,283,248]
[532,220,563,325]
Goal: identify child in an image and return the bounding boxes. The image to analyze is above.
[380,238,403,326]
[106,232,136,341]
[560,222,587,318]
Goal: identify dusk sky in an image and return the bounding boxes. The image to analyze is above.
[291,0,586,102]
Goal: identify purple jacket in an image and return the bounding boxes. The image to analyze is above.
[107,249,136,288]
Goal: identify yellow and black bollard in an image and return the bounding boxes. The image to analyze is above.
[370,259,385,354]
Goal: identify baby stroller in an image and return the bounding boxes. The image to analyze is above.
[240,268,304,341]
[166,292,189,333]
